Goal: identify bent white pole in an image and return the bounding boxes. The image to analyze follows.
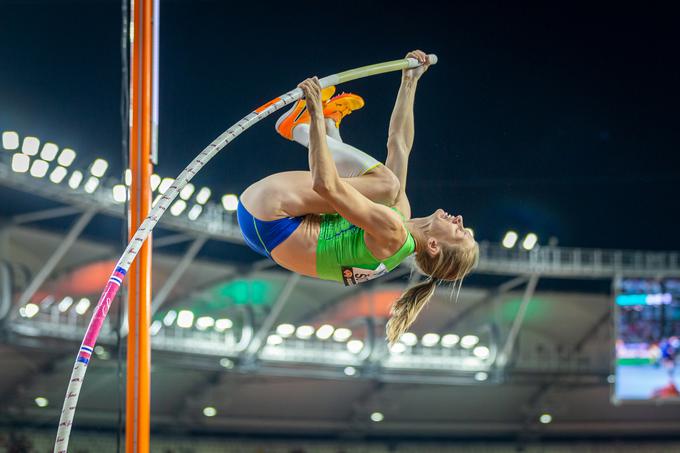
[53,54,437,453]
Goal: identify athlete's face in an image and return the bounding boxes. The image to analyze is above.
[428,209,475,248]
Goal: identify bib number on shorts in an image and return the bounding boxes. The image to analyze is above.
[341,263,388,286]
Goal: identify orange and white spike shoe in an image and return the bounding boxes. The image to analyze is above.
[275,86,336,140]
[323,92,365,128]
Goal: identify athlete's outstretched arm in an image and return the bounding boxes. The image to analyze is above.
[299,77,405,246]
[386,49,430,219]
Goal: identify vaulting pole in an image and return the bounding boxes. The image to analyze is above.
[127,0,154,450]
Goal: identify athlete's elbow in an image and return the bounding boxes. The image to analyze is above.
[312,178,336,197]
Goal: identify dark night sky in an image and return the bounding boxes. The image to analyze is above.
[1,0,679,252]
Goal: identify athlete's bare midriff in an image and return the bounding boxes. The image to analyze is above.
[270,214,321,278]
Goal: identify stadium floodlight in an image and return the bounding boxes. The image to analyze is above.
[58,297,74,312]
[23,303,40,318]
[332,327,352,342]
[276,323,295,337]
[474,371,488,382]
[75,298,91,315]
[522,233,538,250]
[68,170,83,189]
[170,200,187,216]
[57,148,76,167]
[343,366,357,376]
[389,342,406,354]
[35,397,49,408]
[11,153,30,173]
[421,333,440,347]
[162,310,177,326]
[112,184,127,203]
[90,158,108,177]
[158,177,174,194]
[315,324,334,340]
[49,166,68,184]
[370,412,384,422]
[473,345,490,359]
[180,183,195,200]
[195,187,211,204]
[150,320,162,336]
[347,339,364,354]
[22,136,40,156]
[195,316,215,330]
[214,318,233,332]
[83,176,100,193]
[267,334,283,345]
[30,159,49,178]
[539,413,552,424]
[441,334,460,348]
[125,169,132,186]
[40,142,59,161]
[177,310,194,328]
[221,194,238,212]
[400,332,418,346]
[295,325,314,339]
[150,173,160,191]
[502,231,518,248]
[202,407,217,417]
[187,204,203,221]
[460,335,479,349]
[2,131,19,150]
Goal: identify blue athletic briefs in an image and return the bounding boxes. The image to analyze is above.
[237,201,303,258]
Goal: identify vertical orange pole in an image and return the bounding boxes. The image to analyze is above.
[127,0,153,451]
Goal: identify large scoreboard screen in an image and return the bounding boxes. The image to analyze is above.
[614,278,680,402]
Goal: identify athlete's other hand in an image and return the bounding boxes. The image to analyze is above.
[298,77,324,117]
[403,49,430,81]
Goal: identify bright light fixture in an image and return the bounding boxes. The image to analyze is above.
[30,159,49,178]
[35,397,49,408]
[125,169,132,186]
[502,231,518,248]
[196,187,211,204]
[90,158,108,177]
[421,333,441,347]
[23,303,40,318]
[180,183,195,200]
[11,153,30,173]
[158,177,174,194]
[49,166,68,184]
[2,131,19,150]
[370,412,384,422]
[333,328,352,342]
[163,310,177,326]
[203,406,217,417]
[22,136,40,155]
[219,358,234,369]
[58,296,74,312]
[473,345,490,359]
[75,298,91,315]
[347,339,364,354]
[343,366,357,376]
[267,334,283,345]
[196,316,215,330]
[215,318,233,332]
[112,184,127,203]
[40,142,59,161]
[389,342,406,354]
[187,204,203,220]
[177,310,194,328]
[399,332,418,346]
[460,335,479,349]
[522,233,538,250]
[295,325,314,339]
[221,194,238,211]
[276,323,295,337]
[150,320,162,335]
[150,173,161,191]
[474,371,488,382]
[441,334,460,348]
[57,148,76,167]
[68,170,83,189]
[170,200,187,216]
[315,324,334,340]
[83,176,100,193]
[539,413,552,424]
